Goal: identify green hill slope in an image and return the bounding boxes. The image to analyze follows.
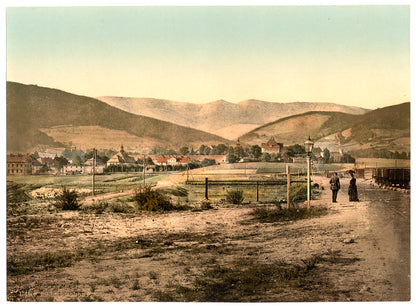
[240,103,410,153]
[6,82,229,152]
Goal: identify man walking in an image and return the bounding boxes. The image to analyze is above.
[329,172,341,202]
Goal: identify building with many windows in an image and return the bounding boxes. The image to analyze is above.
[106,145,136,167]
[261,137,283,153]
[7,155,33,175]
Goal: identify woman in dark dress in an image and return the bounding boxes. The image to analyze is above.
[348,173,359,201]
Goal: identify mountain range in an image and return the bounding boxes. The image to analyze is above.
[6,82,228,153]
[6,82,410,156]
[97,96,369,140]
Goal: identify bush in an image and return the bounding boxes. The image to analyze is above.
[133,185,173,211]
[54,187,81,210]
[226,189,244,204]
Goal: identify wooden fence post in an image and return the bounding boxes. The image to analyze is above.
[205,177,209,199]
[256,181,259,202]
[286,165,291,208]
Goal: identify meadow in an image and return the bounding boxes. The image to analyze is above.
[7,162,346,207]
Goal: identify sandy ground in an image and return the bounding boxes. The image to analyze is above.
[6,176,411,302]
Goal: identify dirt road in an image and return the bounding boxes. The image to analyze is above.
[312,176,410,301]
[7,176,411,301]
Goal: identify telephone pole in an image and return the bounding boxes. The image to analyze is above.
[143,154,146,187]
[92,148,96,197]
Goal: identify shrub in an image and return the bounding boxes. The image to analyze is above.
[54,187,81,211]
[133,185,173,211]
[226,189,244,204]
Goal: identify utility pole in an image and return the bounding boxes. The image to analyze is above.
[286,165,291,208]
[143,154,146,187]
[307,155,311,210]
[92,148,96,197]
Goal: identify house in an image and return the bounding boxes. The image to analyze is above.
[7,155,33,175]
[176,156,190,165]
[156,155,190,166]
[156,156,169,166]
[31,159,43,174]
[261,137,283,153]
[106,145,136,167]
[63,165,84,175]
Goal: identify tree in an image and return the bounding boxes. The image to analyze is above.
[167,148,177,155]
[198,144,207,155]
[286,144,306,156]
[227,154,239,163]
[212,144,228,155]
[73,155,83,166]
[179,146,189,155]
[251,145,262,159]
[261,152,271,162]
[54,156,69,170]
[341,153,355,163]
[40,164,50,173]
[201,158,217,167]
[323,148,331,163]
[234,146,246,159]
[270,153,281,162]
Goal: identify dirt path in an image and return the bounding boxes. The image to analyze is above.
[312,176,410,301]
[7,176,411,301]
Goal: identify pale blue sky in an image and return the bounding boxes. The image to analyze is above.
[6,5,410,109]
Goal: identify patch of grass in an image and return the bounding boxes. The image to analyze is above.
[226,189,244,204]
[318,249,361,265]
[151,256,319,302]
[78,293,105,302]
[157,186,188,197]
[8,251,77,276]
[250,206,328,223]
[108,201,135,213]
[7,181,33,205]
[81,201,108,214]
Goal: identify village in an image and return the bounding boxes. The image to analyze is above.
[6,137,356,177]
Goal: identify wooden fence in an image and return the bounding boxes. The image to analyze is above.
[186,177,307,202]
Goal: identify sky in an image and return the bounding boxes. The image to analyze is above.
[5,2,411,109]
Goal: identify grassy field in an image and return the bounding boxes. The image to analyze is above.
[7,162,343,206]
[7,172,163,198]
